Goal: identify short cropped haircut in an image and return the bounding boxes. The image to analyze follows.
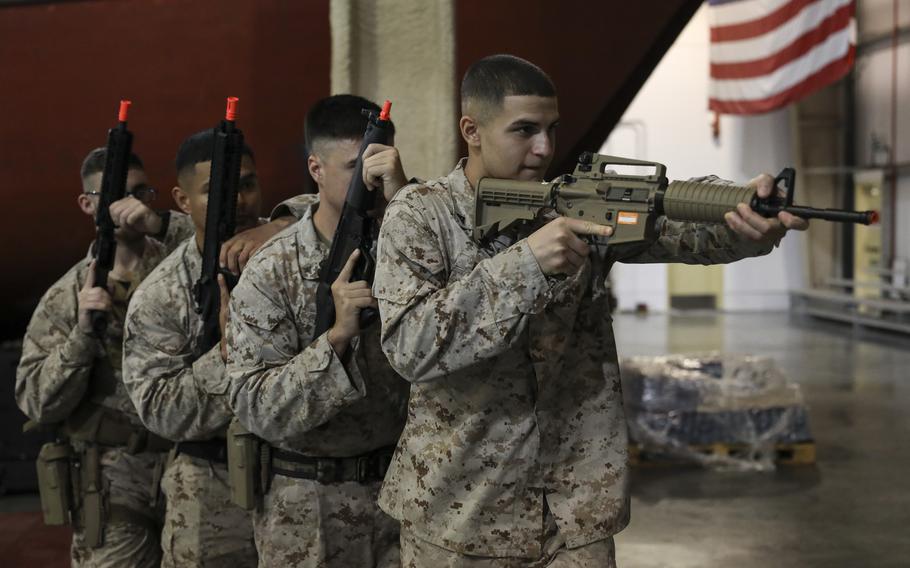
[80,147,144,181]
[304,94,396,156]
[175,129,255,180]
[461,54,556,119]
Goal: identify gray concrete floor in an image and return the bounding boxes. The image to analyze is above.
[612,311,910,568]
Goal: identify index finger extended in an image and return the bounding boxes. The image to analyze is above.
[337,249,360,284]
[83,259,97,290]
[563,217,613,238]
[217,273,230,308]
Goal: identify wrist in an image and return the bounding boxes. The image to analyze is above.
[326,326,352,356]
[77,319,93,334]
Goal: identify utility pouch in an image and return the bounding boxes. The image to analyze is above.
[80,445,105,548]
[227,418,261,510]
[36,441,73,526]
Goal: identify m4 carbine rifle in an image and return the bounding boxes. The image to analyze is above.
[90,100,134,337]
[314,100,394,337]
[474,152,878,246]
[194,97,244,353]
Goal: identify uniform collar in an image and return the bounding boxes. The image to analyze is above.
[295,202,328,280]
[446,158,476,232]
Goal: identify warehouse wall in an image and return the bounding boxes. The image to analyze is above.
[855,0,910,267]
[602,5,807,312]
[330,0,457,182]
[0,0,332,337]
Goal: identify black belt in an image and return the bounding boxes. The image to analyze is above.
[61,403,173,454]
[175,439,228,464]
[271,446,395,484]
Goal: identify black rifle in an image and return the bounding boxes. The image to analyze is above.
[194,97,244,353]
[90,100,134,337]
[314,100,393,337]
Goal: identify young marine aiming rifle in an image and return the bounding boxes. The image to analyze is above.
[194,97,244,352]
[474,152,879,247]
[90,100,134,337]
[314,99,394,336]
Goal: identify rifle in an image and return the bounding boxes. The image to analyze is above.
[90,100,134,337]
[474,152,879,247]
[314,100,394,337]
[193,97,244,353]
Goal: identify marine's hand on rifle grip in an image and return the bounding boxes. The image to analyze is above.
[725,173,808,242]
[108,196,163,235]
[361,143,408,202]
[527,217,613,276]
[78,260,112,334]
[326,249,378,356]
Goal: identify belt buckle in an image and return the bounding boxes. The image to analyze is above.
[356,456,374,483]
[316,458,340,483]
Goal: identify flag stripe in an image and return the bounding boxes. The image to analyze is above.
[710,26,852,100]
[709,45,854,112]
[710,0,851,63]
[711,3,853,79]
[710,0,792,27]
[711,0,818,42]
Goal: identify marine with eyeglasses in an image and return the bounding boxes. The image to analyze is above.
[15,146,294,568]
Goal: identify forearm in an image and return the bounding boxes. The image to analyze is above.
[228,333,366,447]
[124,342,233,441]
[378,240,552,383]
[15,327,97,424]
[615,216,775,265]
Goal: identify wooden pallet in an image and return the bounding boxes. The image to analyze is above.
[629,441,816,466]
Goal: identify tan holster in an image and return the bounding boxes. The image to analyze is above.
[226,418,268,510]
[32,402,168,547]
[35,441,74,526]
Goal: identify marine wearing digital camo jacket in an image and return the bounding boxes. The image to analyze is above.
[372,55,809,567]
[16,148,194,568]
[121,131,303,567]
[226,95,412,567]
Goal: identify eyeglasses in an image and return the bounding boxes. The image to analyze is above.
[84,187,157,203]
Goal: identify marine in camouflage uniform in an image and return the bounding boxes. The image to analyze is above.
[123,235,258,567]
[372,55,802,566]
[226,94,412,567]
[121,131,301,568]
[16,148,195,568]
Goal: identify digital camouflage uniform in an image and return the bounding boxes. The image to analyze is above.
[268,193,317,221]
[15,212,194,568]
[226,201,409,567]
[122,235,258,568]
[373,160,776,565]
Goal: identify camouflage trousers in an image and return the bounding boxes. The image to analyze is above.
[159,453,257,567]
[254,474,400,567]
[71,447,164,568]
[400,511,617,568]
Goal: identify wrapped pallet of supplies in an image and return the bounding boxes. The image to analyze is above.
[621,353,813,471]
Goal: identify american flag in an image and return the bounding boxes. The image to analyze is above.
[708,0,857,114]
